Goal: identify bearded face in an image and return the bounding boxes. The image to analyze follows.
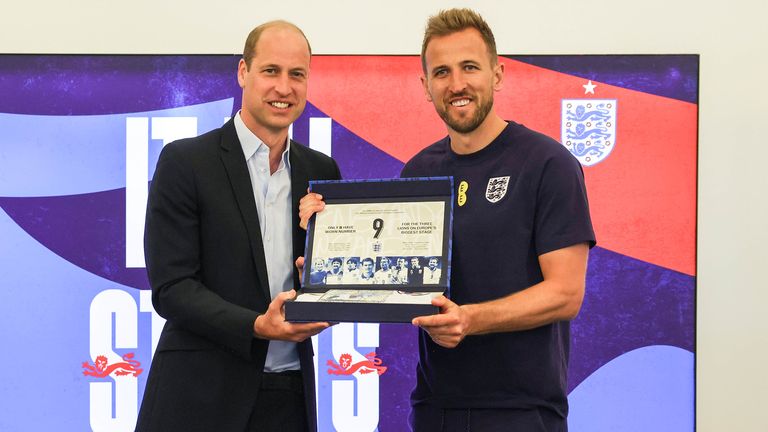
[434,90,494,134]
[421,28,502,136]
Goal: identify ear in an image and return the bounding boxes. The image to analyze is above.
[493,61,504,92]
[237,59,247,89]
[420,75,433,102]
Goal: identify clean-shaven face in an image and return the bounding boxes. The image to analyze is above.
[362,260,374,276]
[237,25,310,136]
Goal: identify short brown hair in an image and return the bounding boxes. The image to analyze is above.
[242,20,312,70]
[421,8,497,73]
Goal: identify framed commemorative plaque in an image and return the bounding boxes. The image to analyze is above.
[285,177,453,323]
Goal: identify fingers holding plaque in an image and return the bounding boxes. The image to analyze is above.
[286,177,453,323]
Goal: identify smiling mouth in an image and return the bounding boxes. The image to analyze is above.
[270,101,291,109]
[450,98,471,107]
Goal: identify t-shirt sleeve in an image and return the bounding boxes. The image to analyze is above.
[534,151,596,256]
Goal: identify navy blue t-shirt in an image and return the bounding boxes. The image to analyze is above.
[400,121,595,417]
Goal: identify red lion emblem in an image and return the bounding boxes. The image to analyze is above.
[82,353,143,378]
[327,352,387,376]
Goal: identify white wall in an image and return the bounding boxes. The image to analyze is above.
[4,0,767,430]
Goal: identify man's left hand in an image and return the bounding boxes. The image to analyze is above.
[299,190,325,230]
[412,295,471,348]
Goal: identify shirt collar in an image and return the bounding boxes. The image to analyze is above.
[234,110,292,169]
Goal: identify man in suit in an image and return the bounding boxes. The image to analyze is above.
[136,20,341,432]
[398,257,410,284]
[408,256,423,286]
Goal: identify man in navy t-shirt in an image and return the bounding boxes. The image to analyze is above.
[400,8,596,432]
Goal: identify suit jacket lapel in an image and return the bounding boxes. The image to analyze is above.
[218,120,271,300]
[289,141,310,288]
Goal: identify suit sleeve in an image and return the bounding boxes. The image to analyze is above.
[145,143,261,360]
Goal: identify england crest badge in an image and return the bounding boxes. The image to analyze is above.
[561,99,617,166]
[486,176,510,203]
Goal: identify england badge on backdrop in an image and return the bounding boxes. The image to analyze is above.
[561,99,617,166]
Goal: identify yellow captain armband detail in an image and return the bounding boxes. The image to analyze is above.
[457,181,468,207]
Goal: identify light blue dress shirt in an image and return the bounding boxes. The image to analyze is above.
[234,112,300,372]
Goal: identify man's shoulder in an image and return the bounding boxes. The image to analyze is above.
[496,121,582,179]
[507,121,574,161]
[157,123,231,169]
[401,137,449,177]
[163,122,228,155]
[289,140,340,176]
[290,139,335,163]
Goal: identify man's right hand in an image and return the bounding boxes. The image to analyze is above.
[253,290,329,342]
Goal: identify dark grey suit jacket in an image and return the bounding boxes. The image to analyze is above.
[136,119,341,432]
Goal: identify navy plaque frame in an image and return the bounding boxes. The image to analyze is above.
[285,177,453,323]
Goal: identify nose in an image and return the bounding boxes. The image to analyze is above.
[274,73,291,96]
[448,71,467,94]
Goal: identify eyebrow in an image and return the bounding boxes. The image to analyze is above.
[429,64,448,75]
[258,63,307,72]
[430,59,481,73]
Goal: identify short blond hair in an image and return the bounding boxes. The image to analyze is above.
[421,8,497,73]
[242,20,312,69]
